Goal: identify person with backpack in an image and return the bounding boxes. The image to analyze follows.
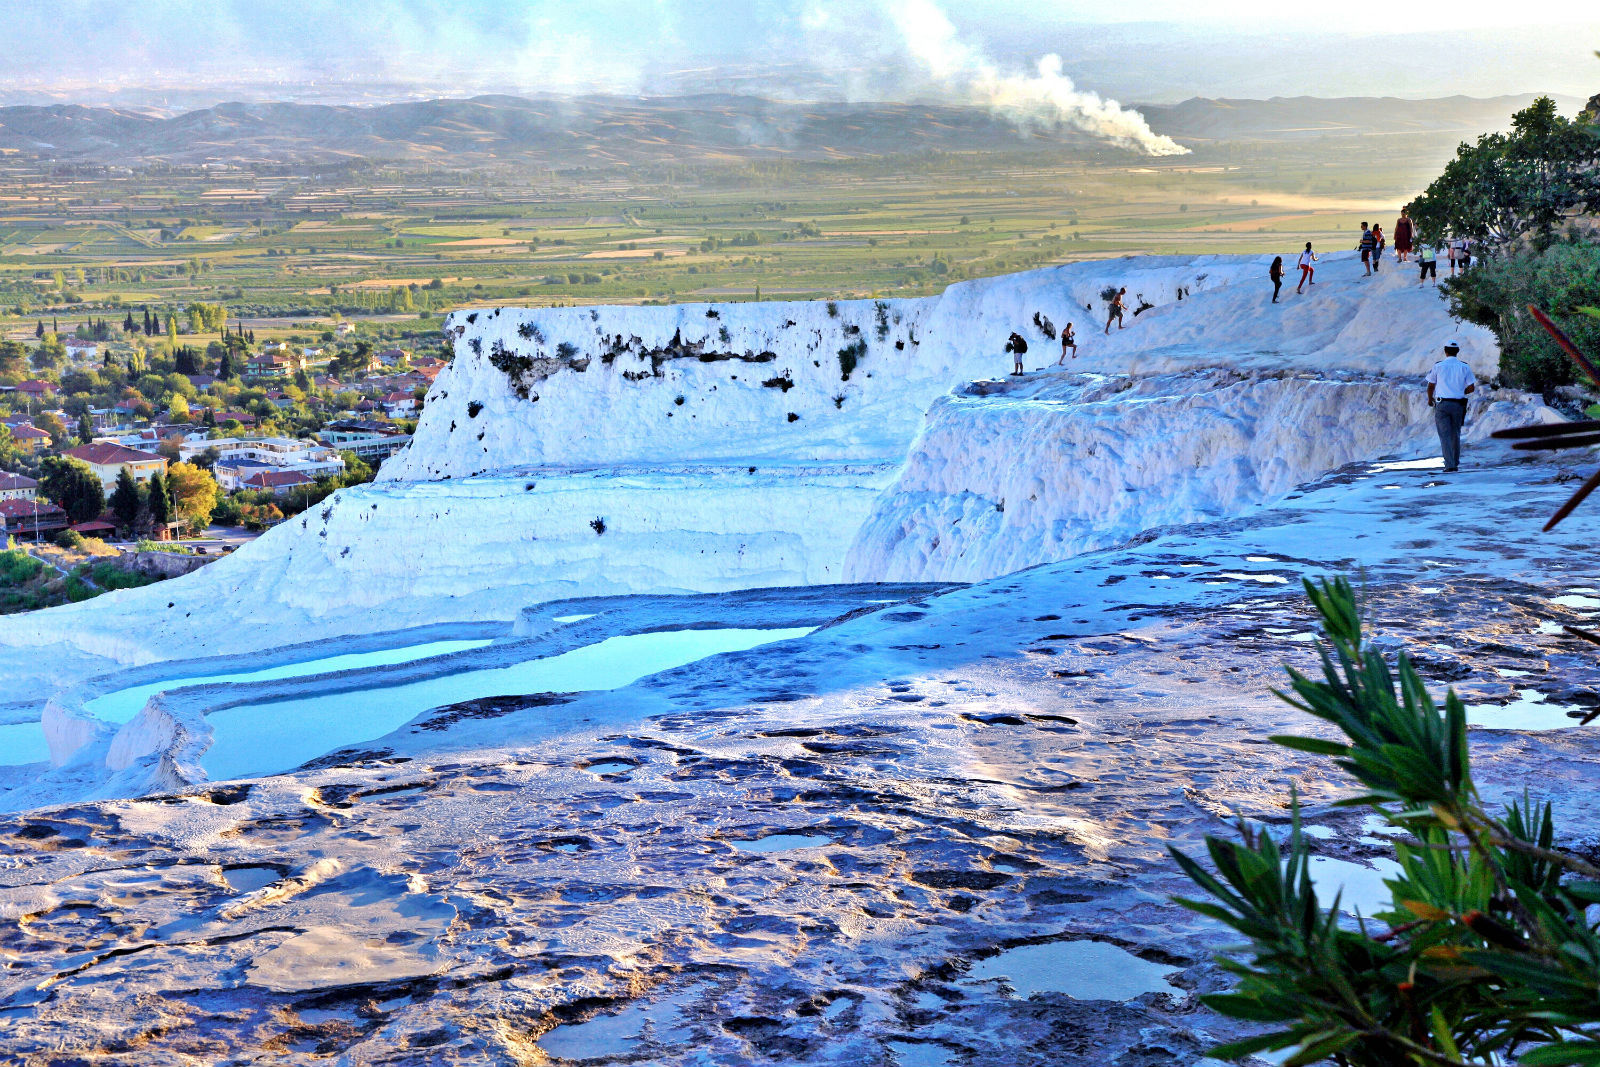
[1104,287,1127,334]
[1296,242,1318,293]
[1394,207,1415,262]
[1371,224,1385,272]
[1269,256,1285,303]
[1418,240,1438,285]
[1454,236,1472,273]
[1357,222,1377,276]
[1057,322,1077,364]
[1006,331,1029,375]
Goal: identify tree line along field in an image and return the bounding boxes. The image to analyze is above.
[0,137,1450,338]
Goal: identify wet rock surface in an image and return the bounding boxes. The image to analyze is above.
[2,448,1599,1064]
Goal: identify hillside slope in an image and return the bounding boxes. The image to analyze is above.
[0,254,1550,699]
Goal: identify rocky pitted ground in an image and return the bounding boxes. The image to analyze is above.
[3,444,1598,1065]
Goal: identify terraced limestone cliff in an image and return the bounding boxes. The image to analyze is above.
[0,253,1549,698]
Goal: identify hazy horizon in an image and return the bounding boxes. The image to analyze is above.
[2,1,1595,114]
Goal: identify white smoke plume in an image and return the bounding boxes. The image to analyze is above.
[885,0,1189,157]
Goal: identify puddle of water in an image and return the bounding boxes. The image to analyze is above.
[203,628,812,781]
[967,940,1179,1001]
[0,721,51,767]
[1538,620,1564,635]
[889,1040,955,1067]
[1217,572,1290,585]
[1306,854,1402,917]
[732,833,832,853]
[1244,556,1280,563]
[583,759,637,776]
[550,613,597,623]
[1467,690,1586,731]
[1494,667,1533,678]
[1380,484,1403,490]
[1373,457,1442,471]
[539,990,695,1060]
[85,639,496,725]
[1553,594,1600,610]
[222,866,283,894]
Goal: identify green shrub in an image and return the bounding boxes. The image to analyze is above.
[55,529,84,550]
[1174,578,1600,1066]
[0,549,45,586]
[1444,242,1600,392]
[134,539,192,555]
[86,562,160,591]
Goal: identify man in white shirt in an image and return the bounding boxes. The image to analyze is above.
[1426,341,1476,473]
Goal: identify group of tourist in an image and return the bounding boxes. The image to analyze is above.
[1272,207,1474,301]
[1002,209,1483,475]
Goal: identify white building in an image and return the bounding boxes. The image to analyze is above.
[0,473,37,501]
[180,436,345,491]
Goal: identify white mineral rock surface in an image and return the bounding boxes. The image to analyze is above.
[1,255,1594,1065]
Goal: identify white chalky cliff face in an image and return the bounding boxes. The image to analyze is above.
[0,254,1547,695]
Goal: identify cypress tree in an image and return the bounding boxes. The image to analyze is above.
[147,471,172,530]
[110,467,142,536]
[35,320,43,338]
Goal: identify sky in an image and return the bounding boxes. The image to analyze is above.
[0,0,1595,108]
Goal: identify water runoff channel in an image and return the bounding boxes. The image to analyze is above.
[1,627,812,780]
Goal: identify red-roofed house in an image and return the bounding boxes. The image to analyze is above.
[0,499,67,540]
[240,469,315,495]
[13,380,57,400]
[62,441,167,490]
[8,423,50,455]
[381,391,417,417]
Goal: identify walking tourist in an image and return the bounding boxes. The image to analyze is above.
[1394,207,1415,262]
[1357,222,1376,276]
[1296,242,1318,293]
[1270,256,1285,303]
[1058,322,1077,363]
[1426,340,1476,474]
[1105,288,1127,334]
[1418,241,1438,285]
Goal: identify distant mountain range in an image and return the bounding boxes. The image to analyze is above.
[0,93,1571,169]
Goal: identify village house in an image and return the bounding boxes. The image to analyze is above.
[318,422,411,462]
[0,473,38,501]
[182,436,345,490]
[12,380,57,402]
[62,441,168,490]
[0,498,68,540]
[239,469,316,496]
[64,338,98,362]
[9,423,51,455]
[380,391,417,418]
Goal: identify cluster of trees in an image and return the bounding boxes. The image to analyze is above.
[1408,96,1600,392]
[39,457,220,536]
